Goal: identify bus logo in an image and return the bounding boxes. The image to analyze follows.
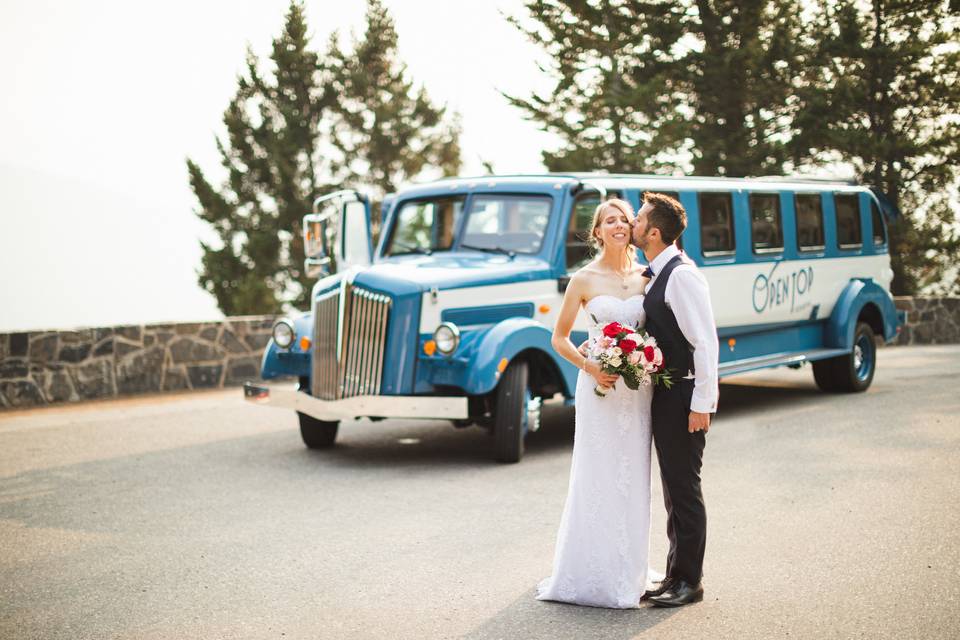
[752,262,814,314]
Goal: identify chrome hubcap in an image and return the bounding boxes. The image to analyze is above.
[853,345,863,371]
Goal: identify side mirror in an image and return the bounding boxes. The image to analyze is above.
[303,190,372,278]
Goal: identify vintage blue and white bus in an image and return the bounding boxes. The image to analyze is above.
[245,174,903,462]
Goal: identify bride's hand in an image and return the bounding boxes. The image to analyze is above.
[577,339,590,357]
[639,275,651,292]
[584,359,619,388]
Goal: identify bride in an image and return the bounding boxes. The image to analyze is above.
[537,198,659,609]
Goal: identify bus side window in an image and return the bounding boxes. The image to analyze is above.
[795,194,825,251]
[870,200,887,246]
[749,193,784,253]
[834,193,863,249]
[565,192,620,272]
[699,192,735,256]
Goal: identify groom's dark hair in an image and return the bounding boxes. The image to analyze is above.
[642,192,687,245]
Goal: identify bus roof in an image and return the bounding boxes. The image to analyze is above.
[405,172,868,195]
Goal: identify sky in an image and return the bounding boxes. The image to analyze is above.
[0,0,559,332]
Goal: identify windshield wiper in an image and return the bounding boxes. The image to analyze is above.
[460,243,516,258]
[390,242,432,256]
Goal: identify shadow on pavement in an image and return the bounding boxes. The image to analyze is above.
[713,379,824,420]
[285,378,832,469]
[460,588,679,640]
[288,401,578,470]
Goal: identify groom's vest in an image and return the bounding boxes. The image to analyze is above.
[643,255,695,380]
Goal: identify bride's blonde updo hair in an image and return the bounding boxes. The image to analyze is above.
[588,198,637,265]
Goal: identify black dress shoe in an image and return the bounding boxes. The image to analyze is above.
[639,576,675,602]
[647,580,704,607]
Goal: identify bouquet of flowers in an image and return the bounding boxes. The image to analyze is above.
[586,316,673,397]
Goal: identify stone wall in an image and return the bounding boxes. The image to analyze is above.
[894,297,960,346]
[0,317,278,409]
[2,297,958,409]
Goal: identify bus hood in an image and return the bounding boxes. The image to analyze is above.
[350,252,555,294]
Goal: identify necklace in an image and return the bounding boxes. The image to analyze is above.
[596,256,633,289]
[612,266,631,289]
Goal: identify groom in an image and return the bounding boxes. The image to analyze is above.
[632,192,719,607]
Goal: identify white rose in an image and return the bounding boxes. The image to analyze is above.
[609,357,622,368]
[627,351,642,365]
[611,347,622,357]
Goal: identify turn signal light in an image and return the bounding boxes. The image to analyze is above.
[539,304,551,314]
[299,336,312,351]
[497,357,509,373]
[423,340,437,356]
[728,338,736,350]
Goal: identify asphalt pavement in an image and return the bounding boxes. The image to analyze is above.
[1,345,958,639]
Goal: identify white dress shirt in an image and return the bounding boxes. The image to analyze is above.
[647,244,720,414]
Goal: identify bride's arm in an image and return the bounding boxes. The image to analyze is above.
[551,275,620,388]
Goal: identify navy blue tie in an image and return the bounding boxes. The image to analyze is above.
[642,267,655,278]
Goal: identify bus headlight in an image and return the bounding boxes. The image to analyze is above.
[433,322,460,356]
[272,319,296,349]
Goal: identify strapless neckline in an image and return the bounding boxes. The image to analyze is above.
[585,294,644,308]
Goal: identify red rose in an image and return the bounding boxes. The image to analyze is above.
[619,339,637,354]
[603,322,625,338]
[643,345,656,361]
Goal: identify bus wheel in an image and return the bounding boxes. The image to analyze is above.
[298,412,339,448]
[813,322,877,393]
[493,360,531,463]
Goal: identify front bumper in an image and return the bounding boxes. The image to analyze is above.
[243,382,469,422]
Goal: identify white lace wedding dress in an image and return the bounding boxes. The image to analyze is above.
[536,294,659,609]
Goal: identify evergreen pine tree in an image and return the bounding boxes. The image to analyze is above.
[187,0,463,314]
[503,0,690,173]
[683,0,805,176]
[329,0,462,199]
[790,0,960,294]
[187,2,336,314]
[505,0,804,176]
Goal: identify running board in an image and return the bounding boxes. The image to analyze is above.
[719,348,850,377]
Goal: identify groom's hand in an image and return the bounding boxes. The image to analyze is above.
[688,411,711,433]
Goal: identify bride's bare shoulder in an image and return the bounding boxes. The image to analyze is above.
[569,263,602,289]
[564,264,602,301]
[572,261,604,280]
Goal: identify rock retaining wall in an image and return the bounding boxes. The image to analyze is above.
[0,317,278,409]
[894,297,960,346]
[2,297,958,409]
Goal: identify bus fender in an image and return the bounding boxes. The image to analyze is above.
[464,317,576,397]
[825,279,899,348]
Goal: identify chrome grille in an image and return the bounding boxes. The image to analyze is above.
[311,283,391,400]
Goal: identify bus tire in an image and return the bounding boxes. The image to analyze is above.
[812,358,841,391]
[298,413,339,448]
[813,322,877,393]
[493,360,529,463]
[837,322,877,392]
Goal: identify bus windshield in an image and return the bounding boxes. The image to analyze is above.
[384,194,552,256]
[384,196,465,256]
[460,195,551,255]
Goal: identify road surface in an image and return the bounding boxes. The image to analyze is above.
[1,345,958,639]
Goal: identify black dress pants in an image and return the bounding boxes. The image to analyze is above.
[651,378,707,585]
